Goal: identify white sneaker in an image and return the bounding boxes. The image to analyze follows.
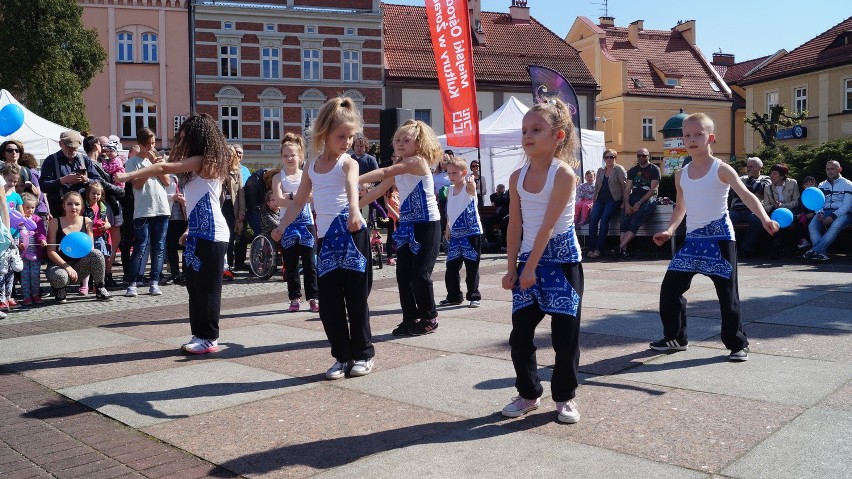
[182,338,218,354]
[556,399,580,424]
[469,300,481,308]
[149,285,162,296]
[325,361,349,380]
[501,396,540,417]
[350,358,374,377]
[0,310,7,319]
[125,286,138,297]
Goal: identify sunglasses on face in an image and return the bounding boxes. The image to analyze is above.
[637,154,648,158]
[604,155,616,159]
[4,149,19,153]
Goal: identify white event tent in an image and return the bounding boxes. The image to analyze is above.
[439,96,605,205]
[0,89,76,161]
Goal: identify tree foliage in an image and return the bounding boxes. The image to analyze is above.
[734,136,852,183]
[744,104,807,151]
[0,0,106,131]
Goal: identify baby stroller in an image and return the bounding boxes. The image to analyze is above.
[249,232,284,280]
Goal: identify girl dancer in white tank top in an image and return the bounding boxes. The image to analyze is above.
[116,114,232,355]
[499,99,584,425]
[271,133,318,312]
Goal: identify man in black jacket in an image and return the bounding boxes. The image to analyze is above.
[39,130,103,217]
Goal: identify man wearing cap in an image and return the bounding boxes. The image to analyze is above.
[39,130,103,217]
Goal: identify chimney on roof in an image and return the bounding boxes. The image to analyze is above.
[599,16,615,27]
[509,0,530,24]
[673,19,696,46]
[712,52,735,66]
[469,0,486,44]
[628,20,643,48]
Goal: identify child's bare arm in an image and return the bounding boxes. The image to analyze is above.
[719,162,779,235]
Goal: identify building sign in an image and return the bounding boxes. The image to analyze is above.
[662,136,688,175]
[776,125,807,140]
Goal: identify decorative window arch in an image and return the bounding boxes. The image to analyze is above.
[299,88,327,131]
[341,89,366,114]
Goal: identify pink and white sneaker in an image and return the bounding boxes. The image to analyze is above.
[181,337,218,354]
[309,299,319,313]
[288,299,300,312]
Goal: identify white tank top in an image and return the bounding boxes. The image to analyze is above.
[279,170,311,222]
[307,155,348,238]
[183,174,230,243]
[680,158,735,234]
[518,159,574,254]
[395,172,440,222]
[446,184,482,233]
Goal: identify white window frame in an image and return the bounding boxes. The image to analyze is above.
[844,78,852,111]
[766,90,779,113]
[642,117,655,140]
[258,88,285,143]
[265,23,276,32]
[262,106,282,141]
[302,48,320,81]
[216,87,243,140]
[219,44,239,77]
[261,46,280,79]
[120,98,157,138]
[793,86,807,114]
[141,32,158,63]
[223,21,234,30]
[345,27,356,36]
[342,49,360,82]
[306,25,317,34]
[117,32,134,62]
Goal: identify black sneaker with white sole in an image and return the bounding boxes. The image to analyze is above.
[649,337,689,351]
[439,299,463,306]
[392,321,415,336]
[408,319,438,336]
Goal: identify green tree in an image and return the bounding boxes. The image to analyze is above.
[744,104,807,152]
[0,0,106,131]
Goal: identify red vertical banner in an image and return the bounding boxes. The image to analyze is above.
[424,0,480,147]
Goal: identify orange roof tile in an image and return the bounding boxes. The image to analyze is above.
[601,26,730,101]
[719,55,770,84]
[739,16,852,85]
[382,3,597,88]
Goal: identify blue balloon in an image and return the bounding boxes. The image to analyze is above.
[801,187,825,211]
[59,231,93,259]
[771,207,794,228]
[0,104,25,136]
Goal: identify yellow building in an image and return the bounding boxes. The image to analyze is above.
[739,16,852,152]
[566,17,736,169]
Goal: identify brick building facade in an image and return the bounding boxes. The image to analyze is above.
[193,0,383,167]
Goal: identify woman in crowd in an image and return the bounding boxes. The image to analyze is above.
[586,149,627,258]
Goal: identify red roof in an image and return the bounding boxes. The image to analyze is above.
[382,3,597,89]
[740,16,852,85]
[601,26,729,101]
[714,55,770,84]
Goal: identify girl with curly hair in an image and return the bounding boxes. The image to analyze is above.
[116,114,230,354]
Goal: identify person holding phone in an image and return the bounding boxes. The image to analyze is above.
[38,130,103,218]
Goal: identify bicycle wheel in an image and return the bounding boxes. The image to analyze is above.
[249,234,278,280]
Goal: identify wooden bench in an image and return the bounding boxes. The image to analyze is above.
[576,203,685,257]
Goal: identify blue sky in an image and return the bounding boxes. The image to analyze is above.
[388,0,848,62]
